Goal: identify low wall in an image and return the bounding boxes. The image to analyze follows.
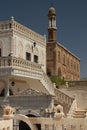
[0,119,13,130]
[29,117,87,130]
[68,80,87,87]
[61,118,87,130]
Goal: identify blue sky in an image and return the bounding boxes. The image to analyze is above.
[0,0,87,78]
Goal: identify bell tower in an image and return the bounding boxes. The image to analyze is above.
[48,6,57,42]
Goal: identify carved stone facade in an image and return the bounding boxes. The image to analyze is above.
[0,16,55,130]
[0,7,84,130]
[47,7,80,81]
[0,17,46,73]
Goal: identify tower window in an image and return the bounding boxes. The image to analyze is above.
[63,55,65,65]
[34,55,38,63]
[58,51,60,62]
[26,52,31,61]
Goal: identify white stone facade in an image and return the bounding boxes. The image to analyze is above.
[0,18,46,72]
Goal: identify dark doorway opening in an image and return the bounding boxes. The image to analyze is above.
[0,88,13,97]
[19,114,41,130]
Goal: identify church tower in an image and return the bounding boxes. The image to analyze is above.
[48,6,57,42]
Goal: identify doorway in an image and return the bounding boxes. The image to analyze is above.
[19,114,41,130]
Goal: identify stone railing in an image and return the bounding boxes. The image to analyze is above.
[40,72,55,95]
[54,88,74,114]
[54,88,74,106]
[0,56,42,75]
[0,56,54,95]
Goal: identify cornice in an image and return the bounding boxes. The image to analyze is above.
[0,19,46,46]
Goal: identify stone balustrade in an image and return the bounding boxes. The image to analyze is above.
[54,88,74,114]
[41,72,54,95]
[0,56,43,77]
[55,88,74,107]
[0,56,54,95]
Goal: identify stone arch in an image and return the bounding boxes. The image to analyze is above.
[14,114,37,130]
[19,111,41,130]
[28,110,40,117]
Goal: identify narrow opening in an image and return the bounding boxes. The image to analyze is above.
[26,52,31,61]
[34,55,38,63]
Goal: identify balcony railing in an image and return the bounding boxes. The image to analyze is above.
[0,56,43,76]
[0,56,54,95]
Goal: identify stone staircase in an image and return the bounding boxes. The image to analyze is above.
[54,88,74,115]
[40,71,55,95]
[67,99,77,118]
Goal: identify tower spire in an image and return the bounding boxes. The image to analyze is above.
[48,6,57,42]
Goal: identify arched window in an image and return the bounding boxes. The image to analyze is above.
[58,51,60,62]
[63,55,65,65]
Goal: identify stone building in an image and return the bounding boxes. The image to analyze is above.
[0,6,84,130]
[47,7,80,81]
[0,17,55,130]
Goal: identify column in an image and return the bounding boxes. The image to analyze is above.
[10,36,14,56]
[41,124,45,130]
[5,78,9,98]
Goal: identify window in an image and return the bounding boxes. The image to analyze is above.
[74,62,76,70]
[58,51,60,62]
[71,60,72,68]
[26,52,31,61]
[77,64,79,72]
[63,55,65,65]
[34,55,38,63]
[67,58,69,66]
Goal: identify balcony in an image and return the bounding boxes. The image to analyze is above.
[0,56,54,95]
[0,56,43,78]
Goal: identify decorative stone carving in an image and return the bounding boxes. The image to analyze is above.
[3,106,15,119]
[53,105,64,120]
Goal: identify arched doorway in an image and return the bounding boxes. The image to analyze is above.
[19,114,41,130]
[19,121,30,130]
